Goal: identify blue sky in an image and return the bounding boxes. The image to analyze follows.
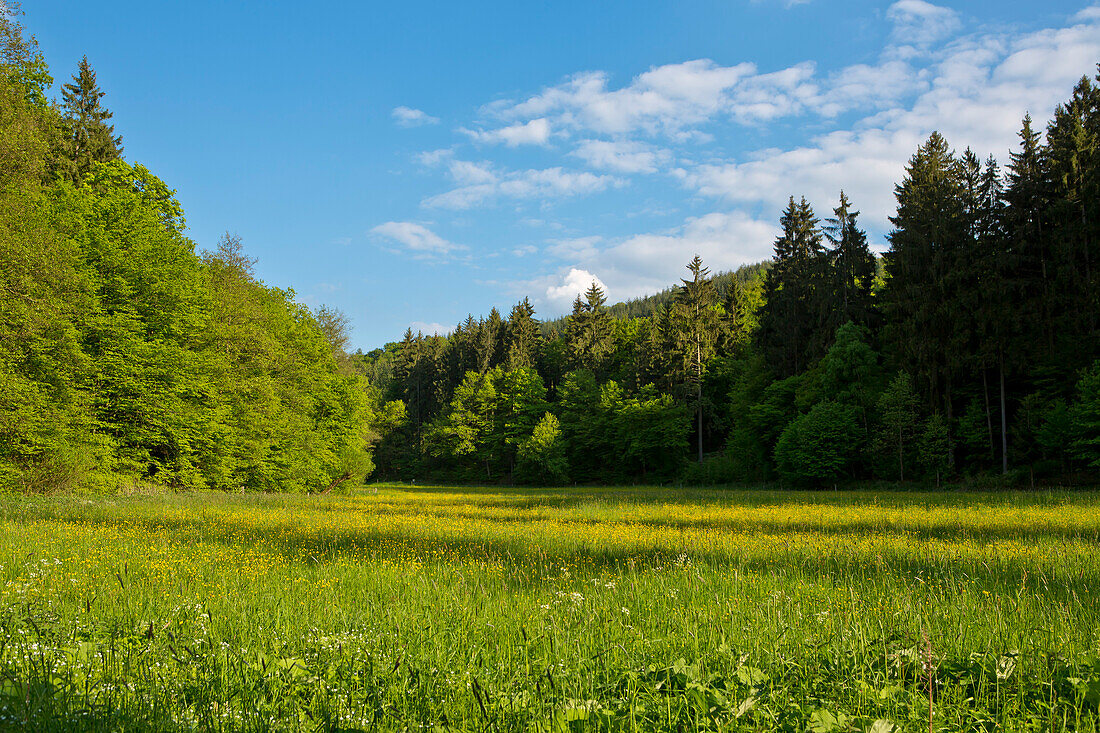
[24,1,1100,350]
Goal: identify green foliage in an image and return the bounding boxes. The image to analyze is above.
[874,372,921,481]
[516,412,568,484]
[616,387,691,478]
[0,3,52,108]
[758,196,829,378]
[918,413,950,485]
[1071,361,1100,469]
[566,282,613,375]
[774,401,862,487]
[58,56,122,183]
[425,366,548,479]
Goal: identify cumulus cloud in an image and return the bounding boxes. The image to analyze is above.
[480,51,937,144]
[392,106,440,127]
[679,10,1100,235]
[422,163,622,209]
[522,212,777,315]
[408,321,454,336]
[464,118,552,146]
[370,222,464,258]
[543,268,608,312]
[886,0,961,49]
[487,60,759,135]
[571,140,673,173]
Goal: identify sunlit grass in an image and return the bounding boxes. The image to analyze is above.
[0,485,1098,731]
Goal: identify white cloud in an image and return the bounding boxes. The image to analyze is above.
[464,118,552,146]
[370,222,464,258]
[447,159,497,185]
[547,236,603,260]
[482,52,934,143]
[392,106,440,127]
[488,60,758,136]
[408,321,454,336]
[886,0,961,51]
[571,140,672,173]
[679,12,1100,235]
[423,164,622,209]
[543,269,608,312]
[523,211,777,314]
[1075,6,1100,21]
[417,148,453,166]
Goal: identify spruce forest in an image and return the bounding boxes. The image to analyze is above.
[2,10,1100,494]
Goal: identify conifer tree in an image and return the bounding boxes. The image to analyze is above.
[824,191,876,331]
[1045,75,1100,380]
[506,298,540,370]
[672,255,720,462]
[566,282,613,375]
[757,196,828,378]
[1004,115,1051,359]
[881,132,968,428]
[59,56,121,183]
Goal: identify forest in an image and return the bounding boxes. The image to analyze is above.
[1,7,1098,493]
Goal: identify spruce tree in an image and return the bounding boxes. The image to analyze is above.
[881,132,968,429]
[1003,115,1051,360]
[824,191,876,332]
[506,298,541,370]
[566,282,613,375]
[757,196,829,378]
[1045,76,1100,381]
[60,56,121,183]
[672,255,720,462]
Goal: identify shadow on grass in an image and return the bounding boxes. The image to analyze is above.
[62,510,1100,601]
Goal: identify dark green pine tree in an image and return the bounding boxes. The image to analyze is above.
[757,195,828,378]
[59,56,122,182]
[1003,114,1052,360]
[824,191,877,331]
[672,256,720,462]
[475,308,506,373]
[881,132,969,429]
[505,297,541,370]
[1045,74,1100,381]
[970,155,1013,472]
[566,282,613,375]
[718,276,750,352]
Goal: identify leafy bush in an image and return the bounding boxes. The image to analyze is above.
[516,412,568,485]
[774,401,862,487]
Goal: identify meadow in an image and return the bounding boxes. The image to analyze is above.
[0,485,1097,732]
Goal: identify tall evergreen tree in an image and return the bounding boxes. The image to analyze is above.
[1003,115,1051,360]
[881,132,969,431]
[566,282,613,375]
[757,196,829,378]
[672,256,720,462]
[506,298,541,370]
[824,191,877,331]
[1045,75,1100,381]
[59,56,121,183]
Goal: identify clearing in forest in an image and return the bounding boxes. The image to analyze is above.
[0,486,1098,731]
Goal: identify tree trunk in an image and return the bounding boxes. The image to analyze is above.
[899,429,905,482]
[982,367,994,462]
[945,374,954,469]
[999,352,1008,476]
[697,380,704,464]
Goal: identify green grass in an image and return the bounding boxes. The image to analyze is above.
[0,485,1098,731]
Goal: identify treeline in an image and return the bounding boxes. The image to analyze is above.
[362,66,1100,487]
[0,11,372,492]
